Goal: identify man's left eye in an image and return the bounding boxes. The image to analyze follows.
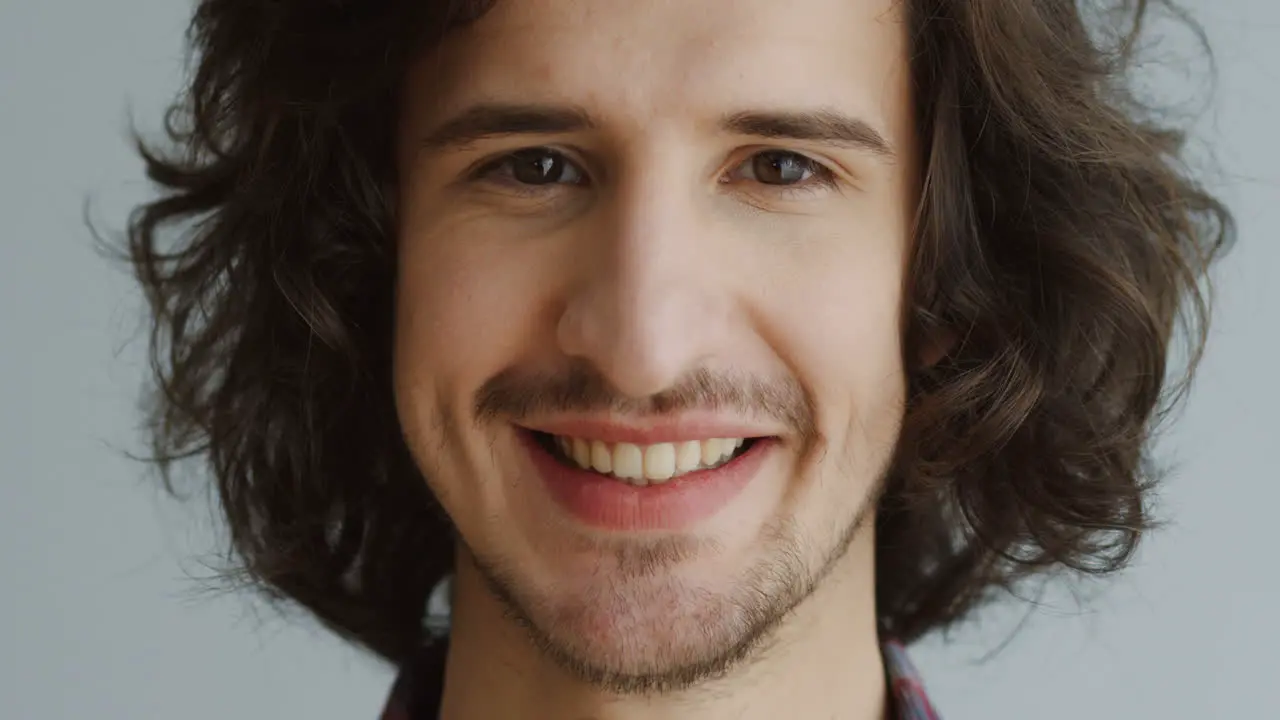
[733,150,832,186]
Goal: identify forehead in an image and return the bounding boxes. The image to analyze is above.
[408,0,912,143]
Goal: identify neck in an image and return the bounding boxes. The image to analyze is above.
[439,532,886,720]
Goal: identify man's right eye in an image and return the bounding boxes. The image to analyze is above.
[475,148,588,187]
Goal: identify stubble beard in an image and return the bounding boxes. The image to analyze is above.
[464,490,880,696]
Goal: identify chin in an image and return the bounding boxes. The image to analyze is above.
[469,513,819,692]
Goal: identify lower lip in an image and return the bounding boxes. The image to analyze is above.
[519,430,774,532]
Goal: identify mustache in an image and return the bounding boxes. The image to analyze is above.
[474,359,816,439]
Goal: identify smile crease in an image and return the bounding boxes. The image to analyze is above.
[535,432,755,486]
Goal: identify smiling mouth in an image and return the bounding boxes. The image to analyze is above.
[530,430,761,487]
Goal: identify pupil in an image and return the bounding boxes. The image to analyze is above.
[512,150,562,185]
[754,152,807,185]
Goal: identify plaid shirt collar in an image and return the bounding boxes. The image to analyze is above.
[882,638,942,720]
[381,576,941,719]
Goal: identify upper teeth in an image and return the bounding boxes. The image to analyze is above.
[554,436,747,485]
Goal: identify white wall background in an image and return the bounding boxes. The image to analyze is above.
[1,1,1274,717]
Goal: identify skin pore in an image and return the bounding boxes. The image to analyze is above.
[392,0,919,717]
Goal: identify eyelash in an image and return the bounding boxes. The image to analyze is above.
[469,147,839,197]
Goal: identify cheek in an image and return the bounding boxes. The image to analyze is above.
[392,214,515,465]
[752,215,909,453]
[393,211,549,395]
[392,239,478,431]
[807,258,905,397]
[392,216,550,528]
[391,206,576,491]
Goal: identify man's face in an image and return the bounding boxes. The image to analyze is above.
[394,0,915,689]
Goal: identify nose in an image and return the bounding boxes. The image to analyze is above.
[556,168,730,399]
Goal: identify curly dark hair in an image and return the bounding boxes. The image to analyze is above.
[126,0,1233,664]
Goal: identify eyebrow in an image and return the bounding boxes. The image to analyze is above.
[720,109,895,159]
[419,102,894,159]
[419,103,596,150]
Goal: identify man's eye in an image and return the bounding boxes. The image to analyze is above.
[732,150,833,187]
[479,148,587,186]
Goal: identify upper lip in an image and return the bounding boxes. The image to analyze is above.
[517,415,784,445]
